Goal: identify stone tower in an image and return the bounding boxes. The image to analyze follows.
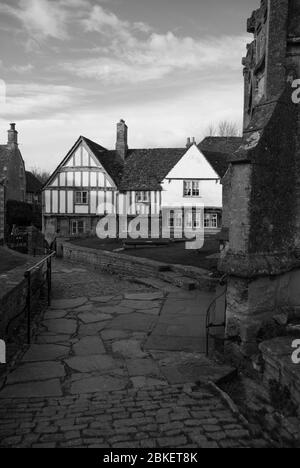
[220,0,300,357]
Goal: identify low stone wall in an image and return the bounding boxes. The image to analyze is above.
[259,337,300,408]
[62,242,218,291]
[0,257,46,339]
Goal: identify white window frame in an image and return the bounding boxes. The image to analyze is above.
[71,220,85,235]
[204,213,218,229]
[183,180,200,197]
[75,191,88,205]
[185,211,202,229]
[136,191,150,203]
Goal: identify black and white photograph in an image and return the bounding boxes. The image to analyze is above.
[0,0,300,452]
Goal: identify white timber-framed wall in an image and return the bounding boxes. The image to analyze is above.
[43,138,117,240]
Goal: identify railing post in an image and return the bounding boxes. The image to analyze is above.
[47,257,52,306]
[25,271,31,345]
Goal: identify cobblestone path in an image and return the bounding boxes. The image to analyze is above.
[0,260,267,448]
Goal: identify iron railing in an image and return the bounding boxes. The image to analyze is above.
[6,251,56,344]
[205,274,227,356]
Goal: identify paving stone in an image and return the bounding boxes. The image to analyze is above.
[43,319,77,335]
[22,344,69,362]
[108,314,156,332]
[0,379,62,398]
[124,292,164,301]
[7,362,65,384]
[95,305,135,315]
[89,296,115,303]
[73,337,106,356]
[50,297,88,309]
[78,322,107,336]
[101,329,131,341]
[78,311,112,324]
[130,376,167,389]
[65,355,122,373]
[112,340,147,358]
[44,310,68,320]
[36,334,73,344]
[120,300,162,310]
[70,376,127,395]
[126,358,161,377]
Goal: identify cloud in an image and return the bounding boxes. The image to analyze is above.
[62,32,247,85]
[0,0,90,41]
[1,83,90,119]
[53,3,247,85]
[10,64,34,74]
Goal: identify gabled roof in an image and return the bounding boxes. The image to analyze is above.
[82,137,124,186]
[0,145,11,178]
[26,171,43,194]
[198,137,243,178]
[119,148,186,191]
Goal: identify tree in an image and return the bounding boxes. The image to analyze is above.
[204,120,241,137]
[30,167,51,185]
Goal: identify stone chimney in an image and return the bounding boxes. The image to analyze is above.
[186,137,191,149]
[7,123,18,148]
[116,119,128,160]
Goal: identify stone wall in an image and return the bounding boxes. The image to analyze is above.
[62,242,217,291]
[0,183,5,245]
[0,259,46,339]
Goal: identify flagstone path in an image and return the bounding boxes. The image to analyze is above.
[0,259,269,448]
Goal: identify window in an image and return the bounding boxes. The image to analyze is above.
[168,211,183,229]
[183,180,200,197]
[75,191,88,204]
[204,213,218,229]
[19,167,24,179]
[71,220,85,235]
[136,191,150,202]
[185,211,202,229]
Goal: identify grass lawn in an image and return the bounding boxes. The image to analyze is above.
[70,237,220,272]
[0,247,28,274]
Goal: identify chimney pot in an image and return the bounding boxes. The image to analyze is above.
[186,137,191,148]
[116,119,128,160]
[7,122,18,147]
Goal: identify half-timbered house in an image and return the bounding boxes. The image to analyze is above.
[43,120,242,240]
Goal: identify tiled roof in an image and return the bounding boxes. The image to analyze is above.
[198,137,243,177]
[0,145,11,179]
[82,137,124,186]
[119,148,186,191]
[26,171,43,194]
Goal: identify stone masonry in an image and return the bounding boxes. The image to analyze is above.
[0,180,5,244]
[220,0,300,356]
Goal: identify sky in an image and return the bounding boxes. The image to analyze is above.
[0,0,259,172]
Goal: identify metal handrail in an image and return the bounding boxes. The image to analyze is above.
[205,274,227,356]
[6,251,56,344]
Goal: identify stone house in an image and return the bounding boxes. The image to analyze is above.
[42,120,240,240]
[0,179,5,245]
[0,124,26,203]
[0,123,27,240]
